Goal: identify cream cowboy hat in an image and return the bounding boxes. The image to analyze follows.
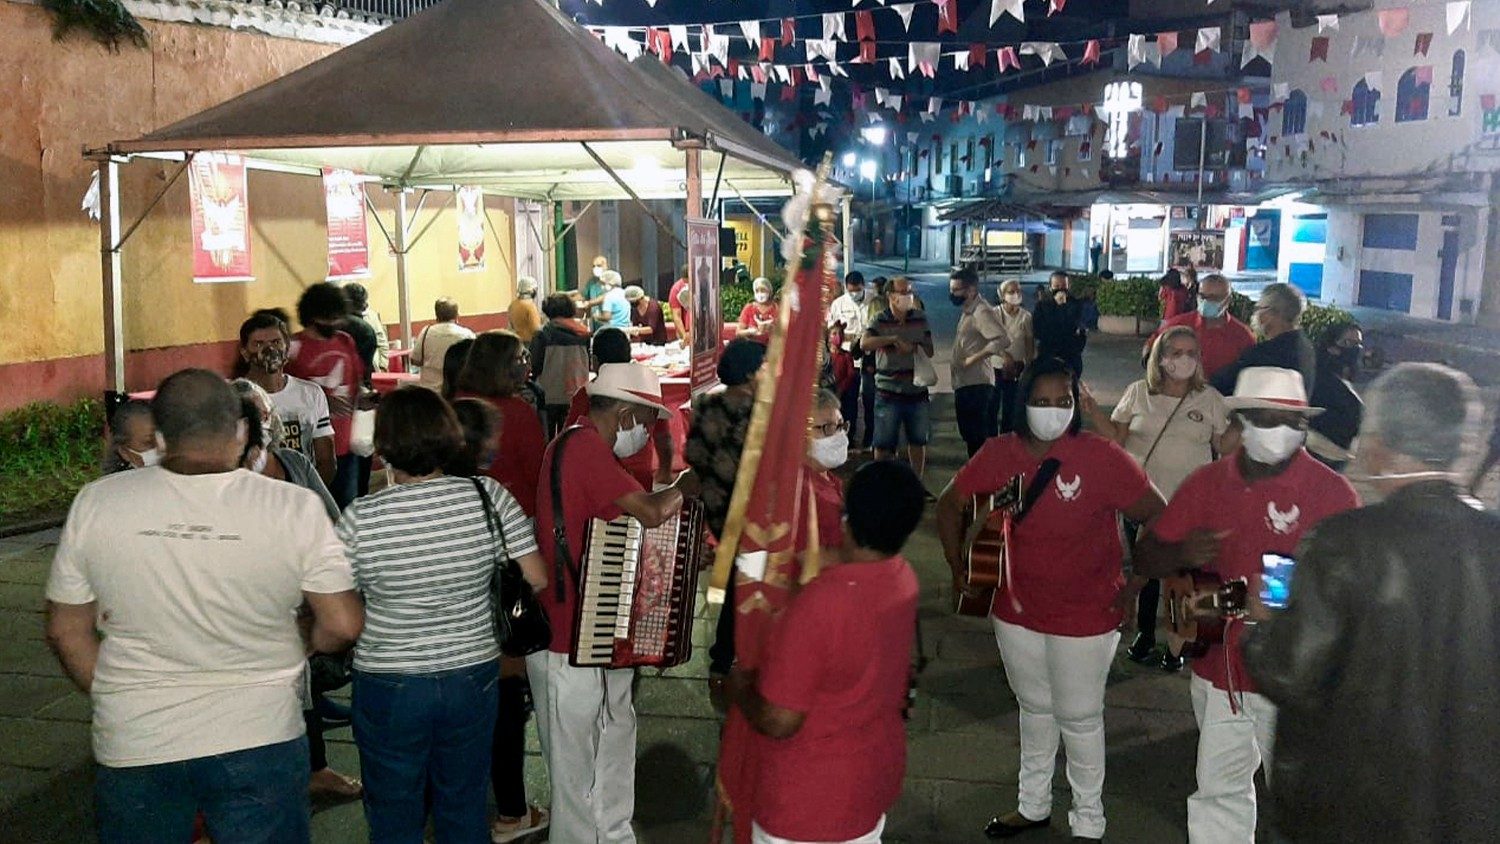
[1223,366,1324,416]
[586,363,671,419]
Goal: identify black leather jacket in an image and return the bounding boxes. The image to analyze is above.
[1242,481,1500,842]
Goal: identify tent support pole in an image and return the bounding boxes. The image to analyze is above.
[99,157,125,401]
[707,153,726,217]
[725,180,785,241]
[406,189,455,250]
[579,143,686,249]
[552,202,567,291]
[117,153,193,252]
[392,189,413,350]
[685,146,703,221]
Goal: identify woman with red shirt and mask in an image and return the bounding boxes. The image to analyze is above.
[452,330,546,517]
[936,357,1166,842]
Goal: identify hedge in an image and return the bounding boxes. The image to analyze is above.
[0,398,103,524]
[1095,276,1163,319]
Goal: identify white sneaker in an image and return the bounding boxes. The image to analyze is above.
[491,805,550,843]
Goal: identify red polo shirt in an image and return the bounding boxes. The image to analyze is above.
[286,330,364,455]
[1151,311,1255,382]
[1151,449,1358,693]
[953,432,1152,637]
[534,418,644,655]
[755,555,918,841]
[457,393,545,518]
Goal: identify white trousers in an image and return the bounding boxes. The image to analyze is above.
[752,815,886,844]
[1187,673,1277,844]
[525,650,638,844]
[993,619,1119,840]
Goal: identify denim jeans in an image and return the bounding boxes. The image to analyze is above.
[95,737,310,844]
[872,396,932,451]
[332,451,361,510]
[954,384,996,457]
[353,660,500,844]
[859,368,877,448]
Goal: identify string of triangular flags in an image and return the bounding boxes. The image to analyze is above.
[597,23,1112,82]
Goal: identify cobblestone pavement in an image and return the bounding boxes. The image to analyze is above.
[2,332,1231,843]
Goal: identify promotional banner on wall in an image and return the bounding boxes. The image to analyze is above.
[322,168,369,279]
[687,218,723,396]
[189,152,252,283]
[457,186,487,272]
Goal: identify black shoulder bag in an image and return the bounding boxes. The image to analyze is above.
[1012,457,1062,527]
[471,478,551,657]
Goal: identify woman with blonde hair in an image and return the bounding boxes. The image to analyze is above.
[1081,324,1237,671]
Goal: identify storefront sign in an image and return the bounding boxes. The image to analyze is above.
[322,168,369,279]
[189,152,252,283]
[1170,231,1226,268]
[687,218,723,396]
[456,186,487,272]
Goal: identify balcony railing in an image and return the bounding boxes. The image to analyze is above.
[325,0,443,19]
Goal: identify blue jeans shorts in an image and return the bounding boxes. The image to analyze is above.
[873,396,932,451]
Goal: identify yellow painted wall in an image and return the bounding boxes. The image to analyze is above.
[0,1,514,367]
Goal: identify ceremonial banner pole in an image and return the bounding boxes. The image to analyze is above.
[711,158,843,844]
[708,157,840,599]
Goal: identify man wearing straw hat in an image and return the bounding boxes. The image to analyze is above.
[529,362,686,843]
[1136,367,1359,844]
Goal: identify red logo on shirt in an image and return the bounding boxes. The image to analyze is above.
[1266,501,1301,535]
[1055,474,1082,502]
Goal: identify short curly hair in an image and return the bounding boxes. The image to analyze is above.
[296,282,350,327]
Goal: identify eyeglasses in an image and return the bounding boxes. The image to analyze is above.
[812,420,850,437]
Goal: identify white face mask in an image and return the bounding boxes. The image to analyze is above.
[128,447,162,468]
[593,266,604,278]
[1241,424,1305,465]
[754,291,771,304]
[613,415,651,458]
[1053,290,1068,305]
[1003,291,1023,305]
[1162,356,1199,381]
[1026,406,1074,441]
[809,431,849,469]
[849,288,865,303]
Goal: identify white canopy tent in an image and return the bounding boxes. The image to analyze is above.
[87,0,810,397]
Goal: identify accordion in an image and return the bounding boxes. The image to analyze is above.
[570,498,706,669]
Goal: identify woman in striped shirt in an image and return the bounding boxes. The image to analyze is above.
[337,387,547,843]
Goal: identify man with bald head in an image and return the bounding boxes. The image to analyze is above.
[45,369,364,843]
[1147,273,1255,382]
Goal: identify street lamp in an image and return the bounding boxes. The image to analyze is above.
[841,151,858,169]
[860,125,888,146]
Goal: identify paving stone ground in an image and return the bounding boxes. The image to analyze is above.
[1,321,1254,843]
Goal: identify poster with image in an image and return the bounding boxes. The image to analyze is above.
[189,152,252,283]
[687,218,722,396]
[457,186,487,272]
[323,168,370,279]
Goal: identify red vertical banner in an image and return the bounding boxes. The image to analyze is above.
[456,186,487,272]
[322,168,370,280]
[687,218,723,396]
[189,152,252,283]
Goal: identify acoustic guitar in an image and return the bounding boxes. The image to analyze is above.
[1163,570,1248,658]
[955,474,1025,617]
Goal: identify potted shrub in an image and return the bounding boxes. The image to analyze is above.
[1095,276,1162,336]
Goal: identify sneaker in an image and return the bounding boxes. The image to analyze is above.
[1160,651,1185,673]
[1125,633,1156,665]
[491,805,550,843]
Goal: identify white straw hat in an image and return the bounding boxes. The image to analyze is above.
[1223,366,1324,415]
[585,363,671,419]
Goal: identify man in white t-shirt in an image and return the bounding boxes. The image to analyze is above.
[411,297,475,393]
[45,369,364,843]
[239,311,336,484]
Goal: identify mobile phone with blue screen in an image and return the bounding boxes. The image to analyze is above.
[1260,553,1296,610]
